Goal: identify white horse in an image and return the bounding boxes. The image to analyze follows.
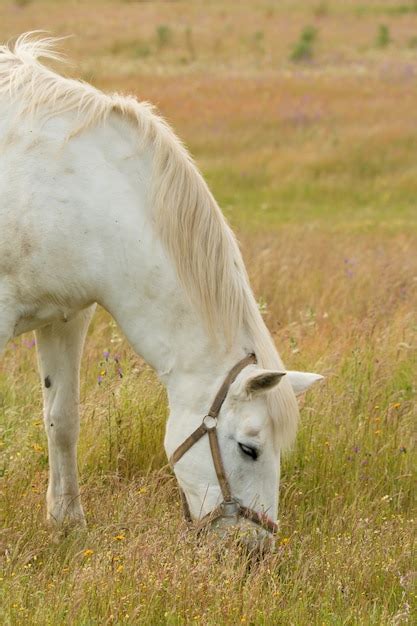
[0,35,322,544]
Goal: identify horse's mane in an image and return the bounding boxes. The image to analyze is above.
[0,33,298,448]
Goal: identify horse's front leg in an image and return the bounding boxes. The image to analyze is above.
[35,305,95,527]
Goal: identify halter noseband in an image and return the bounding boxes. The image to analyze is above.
[170,353,279,536]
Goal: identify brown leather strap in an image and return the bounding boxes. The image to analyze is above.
[239,506,278,534]
[207,353,257,418]
[197,505,224,529]
[198,503,278,535]
[207,427,232,501]
[179,487,193,523]
[170,353,257,466]
[170,422,208,465]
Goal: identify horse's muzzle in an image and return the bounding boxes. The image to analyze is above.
[198,500,277,554]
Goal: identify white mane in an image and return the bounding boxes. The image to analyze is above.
[0,33,298,447]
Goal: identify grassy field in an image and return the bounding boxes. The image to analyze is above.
[1,1,416,624]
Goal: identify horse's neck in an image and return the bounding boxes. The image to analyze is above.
[91,136,250,435]
[162,331,250,447]
[105,223,249,441]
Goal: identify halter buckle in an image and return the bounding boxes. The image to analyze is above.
[219,498,240,524]
[202,414,217,430]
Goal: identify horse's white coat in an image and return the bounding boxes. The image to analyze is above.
[0,36,322,535]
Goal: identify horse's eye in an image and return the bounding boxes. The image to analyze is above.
[238,442,258,460]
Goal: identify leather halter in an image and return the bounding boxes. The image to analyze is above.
[170,353,279,536]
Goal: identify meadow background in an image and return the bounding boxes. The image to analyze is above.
[0,1,416,624]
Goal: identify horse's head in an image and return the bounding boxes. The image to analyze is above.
[166,356,322,551]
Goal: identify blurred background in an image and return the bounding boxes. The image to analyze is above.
[2,0,417,231]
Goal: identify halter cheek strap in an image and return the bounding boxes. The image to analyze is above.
[170,353,279,536]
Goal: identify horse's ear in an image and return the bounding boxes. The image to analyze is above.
[285,371,324,396]
[245,370,286,397]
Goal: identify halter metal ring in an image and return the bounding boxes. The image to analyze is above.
[220,498,240,519]
[202,414,217,430]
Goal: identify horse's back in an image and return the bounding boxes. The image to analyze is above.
[0,105,149,336]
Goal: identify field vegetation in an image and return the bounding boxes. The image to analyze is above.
[0,1,416,624]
